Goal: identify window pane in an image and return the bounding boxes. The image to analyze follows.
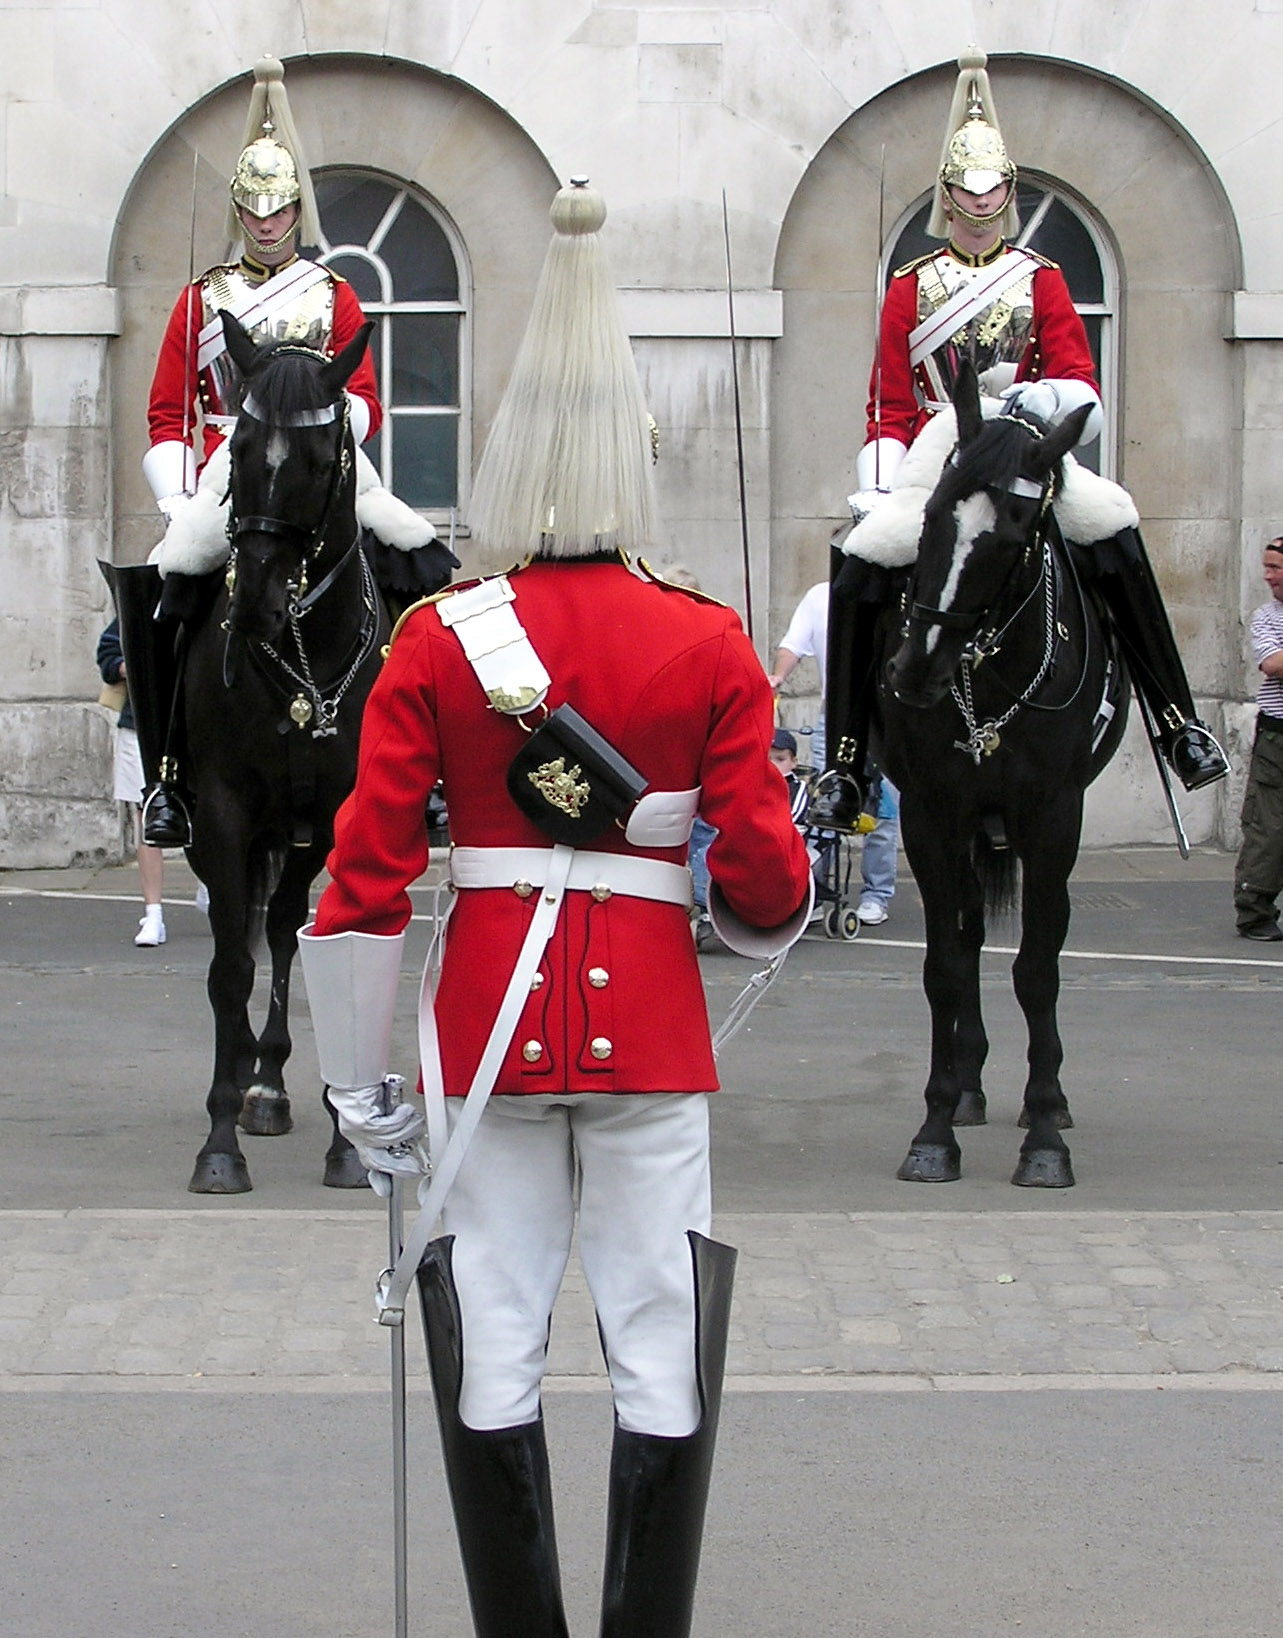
[1026,199,1104,303]
[315,175,397,249]
[380,199,459,301]
[392,312,460,406]
[391,413,458,509]
[326,253,382,304]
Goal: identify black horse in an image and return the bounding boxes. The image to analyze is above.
[878,363,1128,1188]
[185,310,389,1194]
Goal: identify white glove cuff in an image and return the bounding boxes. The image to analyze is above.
[1004,379,1102,447]
[297,926,406,1091]
[855,438,906,493]
[142,440,197,505]
[346,392,371,446]
[707,875,815,960]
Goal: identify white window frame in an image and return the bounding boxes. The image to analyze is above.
[314,171,473,525]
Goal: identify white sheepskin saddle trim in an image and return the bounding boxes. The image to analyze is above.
[839,403,1140,568]
[153,442,436,577]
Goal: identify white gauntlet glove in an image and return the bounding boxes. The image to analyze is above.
[849,437,907,520]
[1000,379,1102,446]
[327,1075,430,1198]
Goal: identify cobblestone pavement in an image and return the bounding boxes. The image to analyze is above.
[4,1206,1282,1391]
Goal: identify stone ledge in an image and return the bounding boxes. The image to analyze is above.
[0,286,121,336]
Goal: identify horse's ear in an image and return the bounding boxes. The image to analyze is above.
[952,359,983,448]
[1026,403,1093,479]
[220,308,261,378]
[319,321,376,399]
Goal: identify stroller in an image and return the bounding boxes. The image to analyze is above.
[794,728,878,941]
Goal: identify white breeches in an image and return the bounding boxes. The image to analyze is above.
[441,1092,712,1438]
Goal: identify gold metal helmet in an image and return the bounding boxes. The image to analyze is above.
[231,124,301,220]
[224,56,320,244]
[928,46,1020,241]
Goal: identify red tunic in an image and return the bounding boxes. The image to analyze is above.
[867,255,1098,447]
[147,265,381,470]
[314,560,812,1097]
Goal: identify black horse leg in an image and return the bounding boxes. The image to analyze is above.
[238,846,315,1139]
[189,840,259,1194]
[952,894,990,1127]
[898,826,969,1183]
[1010,813,1079,1188]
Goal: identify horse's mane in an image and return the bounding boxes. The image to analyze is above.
[245,343,335,423]
[933,415,1062,510]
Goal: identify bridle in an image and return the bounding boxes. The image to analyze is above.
[225,345,357,612]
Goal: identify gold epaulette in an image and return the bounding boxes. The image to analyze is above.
[892,251,939,280]
[636,557,729,607]
[1021,248,1058,271]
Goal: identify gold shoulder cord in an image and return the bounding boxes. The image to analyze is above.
[635,557,729,608]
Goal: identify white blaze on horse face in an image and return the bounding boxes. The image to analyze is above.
[926,492,996,654]
[265,427,290,500]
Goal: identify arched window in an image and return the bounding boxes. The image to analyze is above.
[886,180,1117,476]
[313,171,469,517]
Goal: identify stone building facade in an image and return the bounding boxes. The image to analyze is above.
[1,4,1278,864]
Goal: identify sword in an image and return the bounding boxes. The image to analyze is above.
[181,147,199,497]
[377,1076,411,1638]
[1137,694,1190,859]
[873,145,886,490]
[721,190,754,647]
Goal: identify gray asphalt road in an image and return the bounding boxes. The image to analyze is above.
[3,847,1281,1638]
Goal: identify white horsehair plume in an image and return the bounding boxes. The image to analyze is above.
[224,54,320,245]
[467,177,659,560]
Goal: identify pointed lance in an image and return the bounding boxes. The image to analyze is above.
[721,190,754,646]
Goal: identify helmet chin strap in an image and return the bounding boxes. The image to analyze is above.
[944,183,1013,232]
[242,223,298,259]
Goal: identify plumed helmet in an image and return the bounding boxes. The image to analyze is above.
[467,177,659,560]
[225,56,320,244]
[928,47,1019,241]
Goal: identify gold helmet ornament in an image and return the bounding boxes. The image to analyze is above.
[224,55,320,246]
[928,46,1019,241]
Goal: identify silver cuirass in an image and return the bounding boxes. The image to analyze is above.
[914,249,1035,407]
[198,263,336,419]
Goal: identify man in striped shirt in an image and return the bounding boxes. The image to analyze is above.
[1234,538,1283,939]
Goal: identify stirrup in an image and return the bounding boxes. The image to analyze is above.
[1169,722,1228,793]
[141,784,193,848]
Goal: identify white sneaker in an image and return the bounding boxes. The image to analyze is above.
[135,906,166,947]
[856,897,888,926]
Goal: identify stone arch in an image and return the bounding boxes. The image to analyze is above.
[109,54,558,570]
[770,55,1242,726]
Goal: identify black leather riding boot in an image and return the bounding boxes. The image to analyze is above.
[1093,529,1228,791]
[810,547,887,827]
[598,1231,737,1638]
[102,562,193,846]
[415,1238,569,1638]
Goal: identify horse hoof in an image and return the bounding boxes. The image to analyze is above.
[1017,1107,1074,1130]
[239,1087,294,1136]
[188,1152,252,1194]
[324,1149,372,1190]
[1012,1149,1075,1188]
[897,1144,962,1183]
[953,1090,987,1126]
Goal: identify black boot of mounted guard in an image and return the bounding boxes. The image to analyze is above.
[103,561,193,846]
[415,1238,570,1638]
[598,1232,737,1638]
[1092,528,1228,792]
[810,546,889,829]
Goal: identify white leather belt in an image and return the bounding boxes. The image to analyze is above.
[451,846,692,908]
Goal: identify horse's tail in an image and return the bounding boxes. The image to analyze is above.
[972,828,1020,921]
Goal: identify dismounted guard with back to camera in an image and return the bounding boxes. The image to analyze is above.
[818,45,1227,828]
[297,178,813,1636]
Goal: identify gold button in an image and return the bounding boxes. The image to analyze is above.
[513,879,534,899]
[530,973,545,991]
[522,1040,543,1062]
[591,883,612,902]
[588,967,609,988]
[590,1037,612,1059]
